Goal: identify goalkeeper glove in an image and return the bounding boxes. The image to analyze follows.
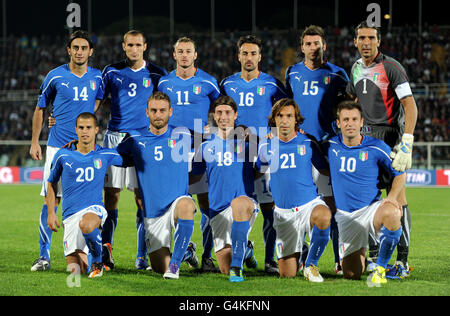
[390,133,414,172]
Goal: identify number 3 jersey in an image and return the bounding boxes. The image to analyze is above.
[47,145,124,220]
[102,60,167,133]
[37,64,104,148]
[324,135,404,213]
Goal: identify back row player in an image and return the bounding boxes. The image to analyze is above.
[30,31,104,271]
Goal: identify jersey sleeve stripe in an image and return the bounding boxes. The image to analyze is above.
[265,81,285,92]
[202,80,221,94]
[40,76,62,95]
[51,154,68,171]
[157,79,169,87]
[368,145,391,160]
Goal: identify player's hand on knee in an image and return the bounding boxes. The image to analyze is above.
[390,134,413,172]
[381,197,401,211]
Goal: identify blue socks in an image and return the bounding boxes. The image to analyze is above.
[136,209,147,259]
[200,210,214,260]
[83,228,103,263]
[305,225,330,268]
[171,219,194,266]
[39,204,58,260]
[377,226,402,268]
[262,209,276,264]
[102,209,118,245]
[230,220,250,269]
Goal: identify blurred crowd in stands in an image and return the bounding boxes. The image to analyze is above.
[0,25,449,167]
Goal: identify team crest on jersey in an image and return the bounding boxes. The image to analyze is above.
[277,242,284,254]
[359,151,368,161]
[193,84,201,94]
[143,78,151,88]
[168,139,176,148]
[93,158,102,169]
[297,145,306,156]
[257,86,265,96]
[373,73,380,83]
[90,80,97,90]
[323,76,331,85]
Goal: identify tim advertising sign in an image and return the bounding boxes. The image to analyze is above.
[406,169,435,186]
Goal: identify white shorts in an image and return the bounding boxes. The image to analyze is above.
[40,146,62,197]
[188,151,208,195]
[335,201,381,259]
[254,171,273,204]
[210,197,259,253]
[103,130,138,191]
[312,166,333,197]
[143,195,197,254]
[62,205,108,257]
[273,196,327,259]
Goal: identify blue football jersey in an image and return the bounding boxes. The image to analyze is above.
[220,71,287,137]
[256,132,327,209]
[117,126,192,218]
[191,134,256,218]
[47,146,124,220]
[37,64,104,147]
[157,68,221,133]
[102,60,167,133]
[325,135,404,212]
[285,62,349,141]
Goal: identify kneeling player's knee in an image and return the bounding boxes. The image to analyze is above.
[382,207,402,230]
[176,198,196,219]
[312,206,331,229]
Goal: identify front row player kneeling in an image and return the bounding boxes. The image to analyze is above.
[46,113,126,278]
[190,96,259,283]
[324,101,405,284]
[256,98,332,282]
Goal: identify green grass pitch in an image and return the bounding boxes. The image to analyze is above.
[0,185,449,296]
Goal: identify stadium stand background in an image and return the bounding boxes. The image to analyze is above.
[0,25,448,168]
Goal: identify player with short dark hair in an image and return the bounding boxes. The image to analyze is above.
[220,35,288,275]
[191,96,259,282]
[257,98,332,282]
[347,21,418,276]
[116,92,197,279]
[324,100,405,284]
[30,30,104,272]
[158,36,221,273]
[285,25,349,274]
[46,112,125,278]
[99,29,168,270]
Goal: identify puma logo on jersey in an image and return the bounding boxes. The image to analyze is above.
[230,87,238,93]
[138,141,146,148]
[167,86,173,92]
[294,76,302,82]
[65,162,74,168]
[116,78,123,84]
[61,82,70,88]
[332,149,340,157]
